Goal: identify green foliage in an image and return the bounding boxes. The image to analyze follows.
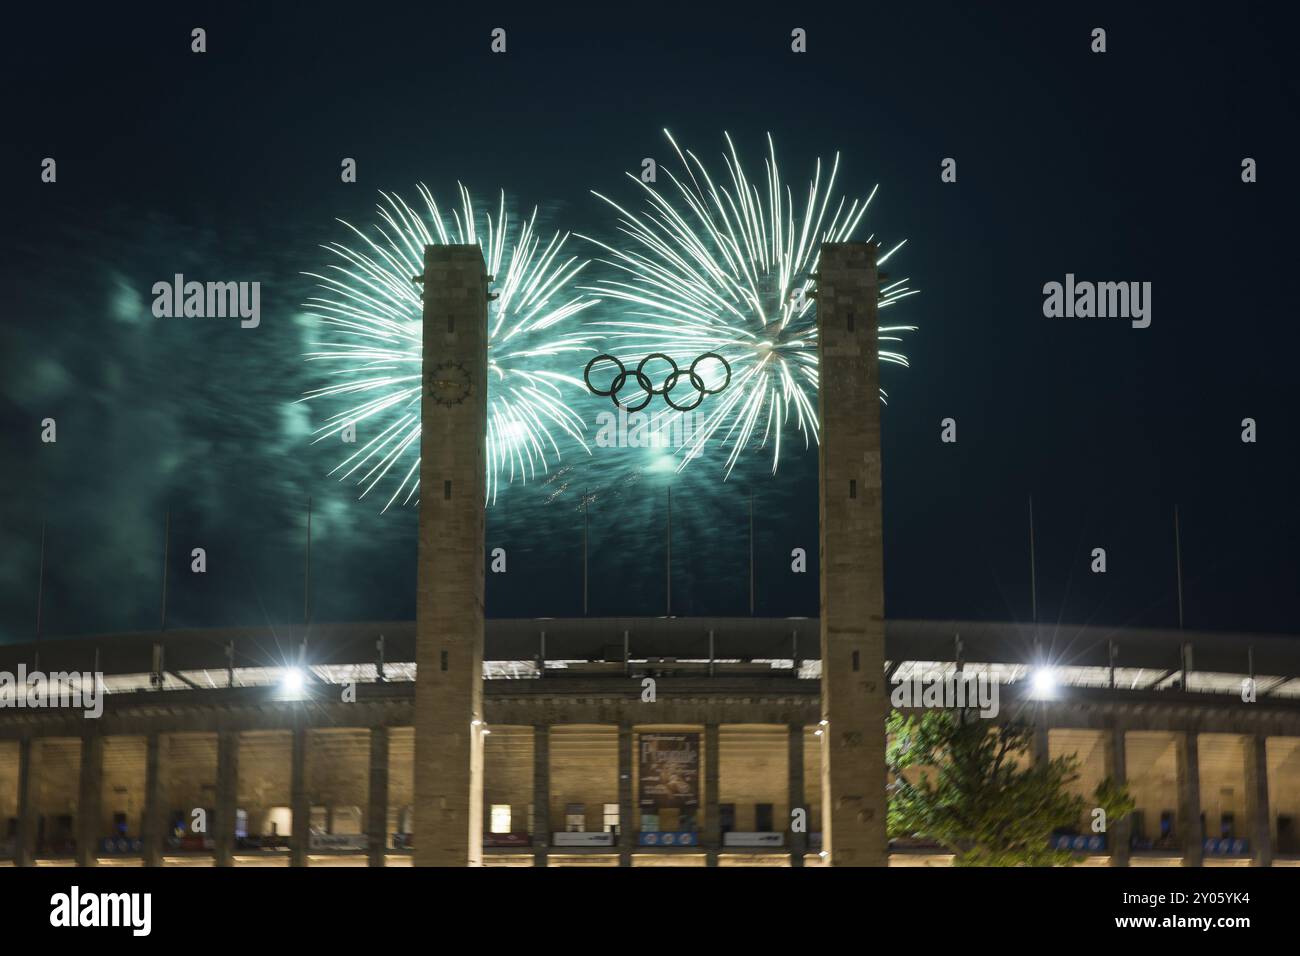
[886,708,1133,866]
[1094,775,1136,827]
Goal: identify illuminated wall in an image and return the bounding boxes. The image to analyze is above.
[548,725,617,834]
[35,738,81,853]
[98,735,146,839]
[388,727,414,846]
[161,733,217,838]
[0,741,17,836]
[1124,732,1181,852]
[1049,728,1108,825]
[718,725,787,831]
[307,728,369,834]
[237,730,291,838]
[802,725,821,834]
[1268,736,1300,853]
[482,725,533,834]
[1198,734,1248,842]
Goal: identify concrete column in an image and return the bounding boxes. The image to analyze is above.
[1031,717,1050,768]
[367,727,389,868]
[289,725,309,867]
[788,723,806,866]
[141,732,166,867]
[1176,732,1204,867]
[214,730,239,866]
[815,242,888,866]
[1104,726,1131,867]
[617,723,633,867]
[704,723,720,866]
[532,724,549,867]
[75,732,103,867]
[15,736,37,867]
[1244,734,1273,867]
[413,244,488,867]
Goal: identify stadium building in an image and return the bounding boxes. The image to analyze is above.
[2,243,1296,868]
[0,617,1297,867]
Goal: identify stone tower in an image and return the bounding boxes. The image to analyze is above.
[815,242,888,866]
[413,245,488,866]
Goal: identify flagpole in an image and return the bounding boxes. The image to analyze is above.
[1028,496,1039,655]
[583,489,589,616]
[160,509,170,631]
[1174,504,1185,631]
[666,486,672,617]
[304,496,313,626]
[34,520,46,671]
[749,490,755,617]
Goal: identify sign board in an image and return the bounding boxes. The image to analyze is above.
[484,833,532,847]
[98,837,144,854]
[638,831,698,846]
[1050,834,1106,852]
[552,831,615,847]
[1204,838,1249,855]
[723,832,785,847]
[639,733,699,810]
[309,833,369,851]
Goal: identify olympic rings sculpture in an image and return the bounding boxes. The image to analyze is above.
[584,352,732,412]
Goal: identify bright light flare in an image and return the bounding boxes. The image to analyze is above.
[281,667,305,696]
[1031,667,1056,699]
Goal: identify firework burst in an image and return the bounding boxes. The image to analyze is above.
[301,185,597,509]
[580,131,917,477]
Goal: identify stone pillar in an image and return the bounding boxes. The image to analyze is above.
[142,732,166,867]
[1104,725,1131,866]
[1032,718,1050,768]
[532,724,549,867]
[15,736,37,867]
[1176,732,1203,867]
[788,724,806,866]
[815,242,888,866]
[214,730,239,866]
[75,732,103,867]
[367,727,389,868]
[704,723,720,866]
[289,726,309,867]
[1244,735,1272,867]
[617,723,633,867]
[413,244,488,867]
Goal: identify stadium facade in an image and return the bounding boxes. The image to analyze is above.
[3,242,1296,868]
[0,617,1297,867]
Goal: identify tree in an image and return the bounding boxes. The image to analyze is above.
[886,708,1134,866]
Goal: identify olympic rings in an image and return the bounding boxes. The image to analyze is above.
[584,353,731,411]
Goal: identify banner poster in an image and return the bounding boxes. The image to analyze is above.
[638,732,700,809]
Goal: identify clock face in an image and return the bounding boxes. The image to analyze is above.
[426,361,472,406]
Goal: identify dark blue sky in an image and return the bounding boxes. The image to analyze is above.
[2,2,1297,641]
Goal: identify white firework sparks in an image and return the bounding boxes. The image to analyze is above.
[301,184,597,509]
[580,130,917,477]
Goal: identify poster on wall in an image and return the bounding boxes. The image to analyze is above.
[638,733,700,809]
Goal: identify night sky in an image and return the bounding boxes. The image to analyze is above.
[2,2,1297,643]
